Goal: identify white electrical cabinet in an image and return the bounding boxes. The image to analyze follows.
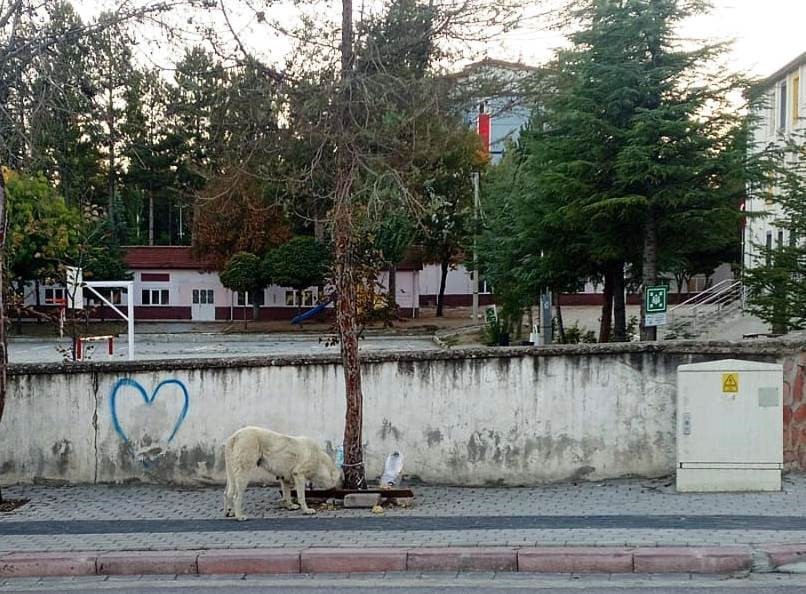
[677,359,783,492]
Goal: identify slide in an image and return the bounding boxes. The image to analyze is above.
[290,293,336,325]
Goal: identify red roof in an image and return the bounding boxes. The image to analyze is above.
[123,246,214,270]
[124,245,424,271]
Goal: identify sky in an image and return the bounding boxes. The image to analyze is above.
[77,0,805,80]
[494,0,806,79]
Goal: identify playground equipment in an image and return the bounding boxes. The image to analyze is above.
[74,335,116,361]
[66,266,135,360]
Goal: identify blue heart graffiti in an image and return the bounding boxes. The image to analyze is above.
[110,378,190,444]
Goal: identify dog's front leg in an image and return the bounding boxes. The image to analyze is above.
[279,478,300,510]
[293,473,316,514]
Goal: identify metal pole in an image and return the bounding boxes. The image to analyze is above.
[541,289,553,345]
[127,281,134,360]
[472,172,480,321]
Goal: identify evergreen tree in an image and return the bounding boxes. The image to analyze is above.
[488,0,746,341]
[744,135,806,334]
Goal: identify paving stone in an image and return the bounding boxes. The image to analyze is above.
[343,493,382,508]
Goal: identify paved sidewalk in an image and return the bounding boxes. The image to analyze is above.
[3,475,806,553]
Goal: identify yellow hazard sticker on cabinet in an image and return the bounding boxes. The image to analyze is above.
[722,373,739,393]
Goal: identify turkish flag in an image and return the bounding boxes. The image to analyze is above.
[478,113,491,153]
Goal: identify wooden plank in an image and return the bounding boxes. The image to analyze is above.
[287,488,414,499]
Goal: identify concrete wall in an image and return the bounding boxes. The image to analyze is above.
[2,341,803,486]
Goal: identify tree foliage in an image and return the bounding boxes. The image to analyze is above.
[479,0,747,341]
[744,135,806,333]
[266,237,331,295]
[3,169,82,286]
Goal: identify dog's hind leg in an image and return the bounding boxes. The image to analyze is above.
[232,472,251,521]
[223,444,234,517]
[279,478,300,511]
[293,473,316,515]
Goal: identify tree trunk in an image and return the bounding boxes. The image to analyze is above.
[14,281,22,335]
[436,251,450,317]
[0,172,8,503]
[640,209,659,341]
[148,193,154,246]
[242,293,248,330]
[599,269,613,343]
[387,266,397,308]
[336,0,365,491]
[35,279,41,324]
[107,75,115,224]
[251,294,260,327]
[555,292,565,344]
[334,159,365,490]
[612,261,627,342]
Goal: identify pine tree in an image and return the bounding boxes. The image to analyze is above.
[744,135,806,333]
[494,0,746,341]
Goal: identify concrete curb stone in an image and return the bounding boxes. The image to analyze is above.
[632,546,752,574]
[0,552,96,578]
[96,551,199,575]
[197,549,301,574]
[760,544,806,568]
[518,547,634,573]
[0,545,796,578]
[407,547,517,572]
[300,548,408,573]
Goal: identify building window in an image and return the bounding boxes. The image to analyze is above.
[794,75,801,122]
[193,289,214,305]
[302,289,317,307]
[285,290,297,306]
[44,287,65,304]
[766,231,773,266]
[142,289,169,305]
[87,289,122,306]
[779,81,788,130]
[235,292,253,306]
[778,230,785,248]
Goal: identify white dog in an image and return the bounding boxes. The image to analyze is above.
[223,426,343,520]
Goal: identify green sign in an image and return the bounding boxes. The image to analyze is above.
[485,305,498,325]
[645,286,668,314]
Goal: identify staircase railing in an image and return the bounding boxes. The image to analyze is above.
[664,280,744,338]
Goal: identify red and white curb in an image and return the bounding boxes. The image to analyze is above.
[2,545,806,578]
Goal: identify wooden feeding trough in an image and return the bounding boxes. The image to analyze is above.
[286,488,415,502]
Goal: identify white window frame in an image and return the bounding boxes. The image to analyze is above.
[141,288,169,306]
[87,288,122,306]
[193,289,215,305]
[236,291,252,306]
[44,287,66,304]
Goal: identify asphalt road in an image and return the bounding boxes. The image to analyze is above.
[8,334,438,363]
[2,574,805,593]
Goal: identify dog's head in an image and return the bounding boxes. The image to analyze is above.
[313,453,344,489]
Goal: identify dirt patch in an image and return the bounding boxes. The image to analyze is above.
[0,498,29,512]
